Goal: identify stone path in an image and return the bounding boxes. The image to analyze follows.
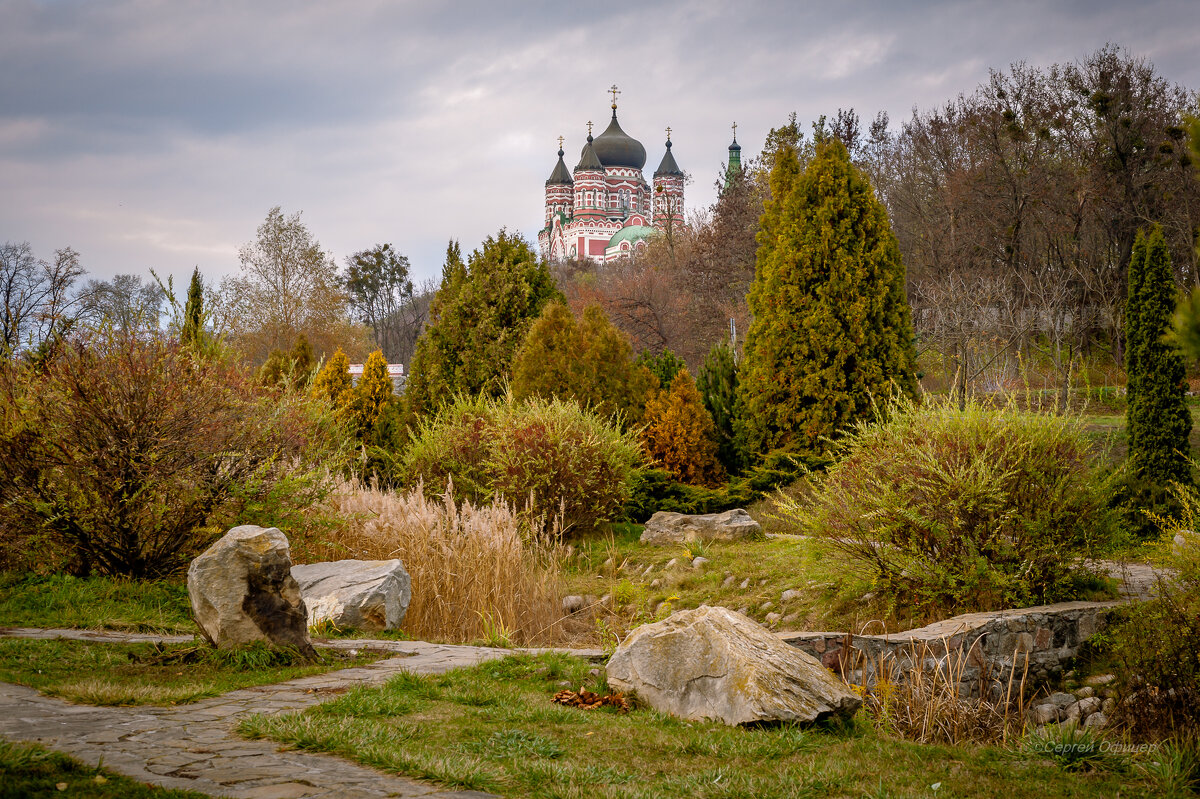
[0,630,599,798]
[1098,559,1172,601]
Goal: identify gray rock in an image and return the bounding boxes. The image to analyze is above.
[721,576,736,588]
[692,557,710,569]
[665,558,680,569]
[606,605,861,726]
[1083,711,1108,730]
[1048,691,1076,708]
[650,579,663,589]
[1084,673,1115,687]
[765,612,782,625]
[291,559,411,631]
[1102,697,1116,716]
[187,525,316,659]
[1030,703,1059,725]
[1077,696,1102,717]
[759,601,774,612]
[640,509,762,546]
[562,595,585,614]
[738,579,750,590]
[780,589,801,603]
[1074,686,1095,699]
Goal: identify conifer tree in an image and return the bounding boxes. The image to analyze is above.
[512,302,655,424]
[1125,230,1149,455]
[1127,225,1192,485]
[346,349,394,441]
[635,348,686,390]
[406,232,560,416]
[311,347,353,407]
[640,369,725,487]
[181,267,204,348]
[696,340,740,473]
[736,135,918,458]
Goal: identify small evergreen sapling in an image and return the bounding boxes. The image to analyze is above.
[696,340,741,474]
[640,369,726,488]
[311,348,353,407]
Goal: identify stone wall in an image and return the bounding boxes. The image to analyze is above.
[778,600,1120,700]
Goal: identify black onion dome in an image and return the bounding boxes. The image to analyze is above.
[592,113,647,169]
[654,140,682,176]
[729,136,742,153]
[576,134,603,172]
[547,148,573,185]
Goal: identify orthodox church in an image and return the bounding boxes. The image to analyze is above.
[538,87,685,263]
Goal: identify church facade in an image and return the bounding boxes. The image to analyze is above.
[538,89,685,263]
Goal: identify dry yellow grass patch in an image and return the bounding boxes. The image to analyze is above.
[303,478,565,646]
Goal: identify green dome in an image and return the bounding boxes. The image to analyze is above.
[607,225,657,250]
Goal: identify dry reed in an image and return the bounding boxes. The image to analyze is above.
[844,636,1032,745]
[297,476,564,646]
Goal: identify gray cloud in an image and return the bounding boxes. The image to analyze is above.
[2,0,1198,290]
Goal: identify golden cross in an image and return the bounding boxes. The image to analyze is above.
[587,120,593,136]
[732,121,738,139]
[609,84,620,107]
[665,126,672,141]
[557,135,564,150]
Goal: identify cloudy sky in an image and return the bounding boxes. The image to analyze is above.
[3,0,1199,288]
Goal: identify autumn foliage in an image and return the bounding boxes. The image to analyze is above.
[640,369,725,487]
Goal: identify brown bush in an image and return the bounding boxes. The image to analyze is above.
[0,333,329,578]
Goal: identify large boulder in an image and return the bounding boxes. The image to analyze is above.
[291,559,411,631]
[640,509,761,546]
[606,605,861,726]
[187,525,317,659]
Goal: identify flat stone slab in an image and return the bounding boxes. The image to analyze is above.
[640,509,762,545]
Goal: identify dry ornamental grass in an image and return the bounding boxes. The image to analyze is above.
[299,477,564,646]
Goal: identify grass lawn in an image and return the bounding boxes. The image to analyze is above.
[0,638,384,706]
[1081,399,1200,464]
[0,740,209,799]
[240,652,1158,799]
[561,524,900,640]
[0,572,193,634]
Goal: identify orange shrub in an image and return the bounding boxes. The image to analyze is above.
[639,369,725,487]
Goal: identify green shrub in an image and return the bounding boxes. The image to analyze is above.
[778,395,1114,613]
[621,451,825,523]
[403,393,641,536]
[1109,483,1200,739]
[512,302,655,426]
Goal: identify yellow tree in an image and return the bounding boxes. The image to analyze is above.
[344,350,394,441]
[311,348,352,407]
[640,369,725,487]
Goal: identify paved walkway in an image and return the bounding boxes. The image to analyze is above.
[0,630,600,798]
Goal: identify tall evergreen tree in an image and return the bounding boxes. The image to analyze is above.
[405,231,560,416]
[696,340,740,474]
[1127,225,1192,485]
[181,267,203,348]
[1125,230,1149,455]
[736,135,918,458]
